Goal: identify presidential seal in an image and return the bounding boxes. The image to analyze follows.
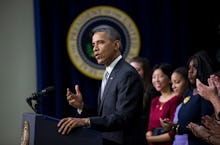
[67,6,141,80]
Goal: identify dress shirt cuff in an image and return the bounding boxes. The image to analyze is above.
[77,108,83,114]
[77,103,84,114]
[87,118,91,128]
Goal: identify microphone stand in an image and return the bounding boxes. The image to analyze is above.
[25,86,55,114]
[26,93,39,113]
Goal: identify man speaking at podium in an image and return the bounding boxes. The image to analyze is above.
[57,25,144,145]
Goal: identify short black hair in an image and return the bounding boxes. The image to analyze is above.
[90,25,121,41]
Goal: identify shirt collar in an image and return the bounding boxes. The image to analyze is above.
[106,55,122,74]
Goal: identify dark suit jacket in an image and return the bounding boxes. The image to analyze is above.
[82,59,144,145]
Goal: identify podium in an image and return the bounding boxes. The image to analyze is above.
[21,113,103,145]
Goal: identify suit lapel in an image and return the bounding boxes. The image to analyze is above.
[98,60,123,115]
[98,72,116,115]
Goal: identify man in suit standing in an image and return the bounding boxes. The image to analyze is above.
[57,25,144,145]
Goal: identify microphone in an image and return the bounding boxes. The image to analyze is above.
[27,86,55,100]
[26,86,55,113]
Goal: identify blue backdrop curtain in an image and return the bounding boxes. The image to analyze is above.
[33,0,220,118]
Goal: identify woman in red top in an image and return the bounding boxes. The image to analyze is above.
[146,63,182,145]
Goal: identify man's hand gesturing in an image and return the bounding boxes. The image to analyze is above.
[66,85,83,109]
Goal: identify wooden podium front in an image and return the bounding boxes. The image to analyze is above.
[21,113,103,145]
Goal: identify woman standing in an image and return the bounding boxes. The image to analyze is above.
[171,50,215,145]
[146,63,182,145]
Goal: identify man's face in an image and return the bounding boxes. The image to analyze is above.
[92,32,119,66]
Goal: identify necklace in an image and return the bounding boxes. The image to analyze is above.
[157,102,165,110]
[160,102,165,110]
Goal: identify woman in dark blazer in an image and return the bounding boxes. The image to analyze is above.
[172,50,215,145]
